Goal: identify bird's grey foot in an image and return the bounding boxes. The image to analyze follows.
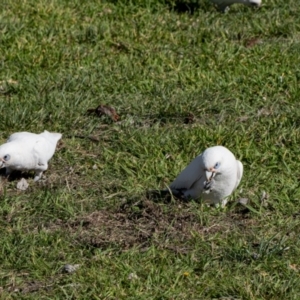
[170,189,189,201]
[34,171,43,181]
[203,180,212,191]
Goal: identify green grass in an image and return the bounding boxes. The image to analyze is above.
[1,0,300,298]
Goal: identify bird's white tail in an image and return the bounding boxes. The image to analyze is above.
[41,130,62,144]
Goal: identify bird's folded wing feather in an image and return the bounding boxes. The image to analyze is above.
[7,132,37,143]
[170,155,204,190]
[33,138,56,163]
[235,160,243,189]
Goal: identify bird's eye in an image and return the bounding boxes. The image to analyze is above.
[214,162,220,169]
[3,154,10,161]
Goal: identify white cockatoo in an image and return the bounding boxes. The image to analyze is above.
[169,146,243,206]
[0,130,62,181]
[211,0,261,11]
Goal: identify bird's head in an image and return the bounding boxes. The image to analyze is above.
[0,154,11,169]
[0,144,15,169]
[202,146,234,182]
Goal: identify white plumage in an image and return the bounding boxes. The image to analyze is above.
[0,130,62,181]
[210,0,261,11]
[169,146,243,206]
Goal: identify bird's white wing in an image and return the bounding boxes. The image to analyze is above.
[7,132,38,143]
[8,131,61,144]
[234,160,243,190]
[32,137,57,164]
[170,154,204,190]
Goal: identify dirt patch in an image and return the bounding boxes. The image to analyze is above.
[68,198,254,252]
[6,279,56,294]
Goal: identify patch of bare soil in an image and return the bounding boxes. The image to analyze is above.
[6,280,54,294]
[68,197,255,252]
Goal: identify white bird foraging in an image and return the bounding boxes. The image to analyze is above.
[210,0,261,12]
[0,130,62,181]
[169,146,243,206]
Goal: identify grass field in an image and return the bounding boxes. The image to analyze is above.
[1,0,300,298]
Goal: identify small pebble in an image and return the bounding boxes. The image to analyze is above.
[62,264,80,273]
[17,178,29,191]
[128,273,138,280]
[260,191,269,207]
[237,198,249,206]
[260,191,269,202]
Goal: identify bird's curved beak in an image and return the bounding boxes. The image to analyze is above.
[205,168,217,181]
[0,158,5,168]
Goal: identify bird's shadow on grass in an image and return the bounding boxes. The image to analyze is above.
[146,189,254,216]
[0,168,35,182]
[169,1,212,14]
[145,189,191,204]
[105,0,213,14]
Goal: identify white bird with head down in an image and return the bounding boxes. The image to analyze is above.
[211,0,261,12]
[169,146,243,206]
[0,130,62,181]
